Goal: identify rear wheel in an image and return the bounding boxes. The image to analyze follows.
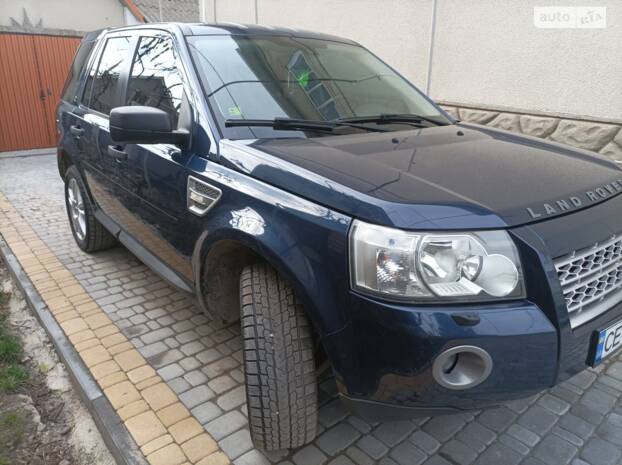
[64,166,116,253]
[240,263,318,450]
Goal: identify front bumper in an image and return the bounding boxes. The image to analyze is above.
[326,292,622,420]
[325,295,558,417]
[322,195,622,419]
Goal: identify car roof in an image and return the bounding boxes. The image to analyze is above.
[95,22,359,46]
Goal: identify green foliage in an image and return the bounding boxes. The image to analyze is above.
[0,314,27,393]
[0,285,27,464]
[0,410,24,450]
[0,329,22,365]
[38,362,51,373]
[0,411,22,428]
[0,365,27,393]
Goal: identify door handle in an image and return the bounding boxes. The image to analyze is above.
[69,125,84,137]
[107,145,127,162]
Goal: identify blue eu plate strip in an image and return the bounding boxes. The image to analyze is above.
[594,330,606,365]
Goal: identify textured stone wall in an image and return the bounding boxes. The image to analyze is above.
[440,105,622,164]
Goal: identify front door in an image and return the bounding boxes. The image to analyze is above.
[119,33,198,281]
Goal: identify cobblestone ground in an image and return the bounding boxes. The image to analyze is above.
[1,153,622,465]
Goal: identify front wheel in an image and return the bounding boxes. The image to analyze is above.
[64,166,116,253]
[240,263,318,450]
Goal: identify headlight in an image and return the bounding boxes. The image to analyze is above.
[349,220,524,302]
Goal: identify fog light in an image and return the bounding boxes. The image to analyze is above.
[432,346,493,390]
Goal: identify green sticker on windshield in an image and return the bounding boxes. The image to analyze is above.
[228,106,242,116]
[296,70,310,88]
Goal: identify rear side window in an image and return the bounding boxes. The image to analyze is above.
[83,36,132,115]
[61,40,96,103]
[126,35,184,127]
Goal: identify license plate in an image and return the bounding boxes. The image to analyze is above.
[593,319,622,365]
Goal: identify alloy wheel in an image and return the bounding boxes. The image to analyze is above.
[67,178,86,241]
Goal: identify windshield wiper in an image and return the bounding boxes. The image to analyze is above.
[224,117,389,133]
[337,113,449,127]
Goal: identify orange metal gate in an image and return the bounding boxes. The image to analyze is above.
[0,33,80,152]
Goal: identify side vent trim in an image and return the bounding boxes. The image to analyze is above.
[187,175,221,216]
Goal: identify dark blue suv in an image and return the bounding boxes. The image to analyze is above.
[57,23,622,450]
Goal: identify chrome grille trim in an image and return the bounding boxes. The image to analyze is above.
[554,235,622,328]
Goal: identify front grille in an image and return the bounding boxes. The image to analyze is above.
[554,235,622,328]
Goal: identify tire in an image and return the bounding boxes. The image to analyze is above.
[240,263,318,450]
[64,165,116,253]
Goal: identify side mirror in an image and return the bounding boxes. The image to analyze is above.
[110,106,189,147]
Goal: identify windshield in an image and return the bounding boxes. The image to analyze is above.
[187,35,450,138]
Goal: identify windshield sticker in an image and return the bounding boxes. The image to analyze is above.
[228,106,242,117]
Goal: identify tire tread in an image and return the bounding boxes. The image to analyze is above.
[240,263,317,450]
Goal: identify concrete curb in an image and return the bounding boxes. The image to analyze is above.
[0,148,56,159]
[0,236,148,465]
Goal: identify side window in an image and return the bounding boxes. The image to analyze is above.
[61,40,96,103]
[126,35,184,127]
[84,36,132,115]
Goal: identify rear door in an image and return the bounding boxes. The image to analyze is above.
[78,33,136,225]
[58,35,99,173]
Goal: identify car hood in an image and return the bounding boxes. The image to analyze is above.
[218,123,622,230]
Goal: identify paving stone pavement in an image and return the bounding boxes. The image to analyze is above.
[1,152,622,465]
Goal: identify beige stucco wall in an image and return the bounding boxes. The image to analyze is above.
[1,0,126,32]
[204,0,621,122]
[431,0,622,122]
